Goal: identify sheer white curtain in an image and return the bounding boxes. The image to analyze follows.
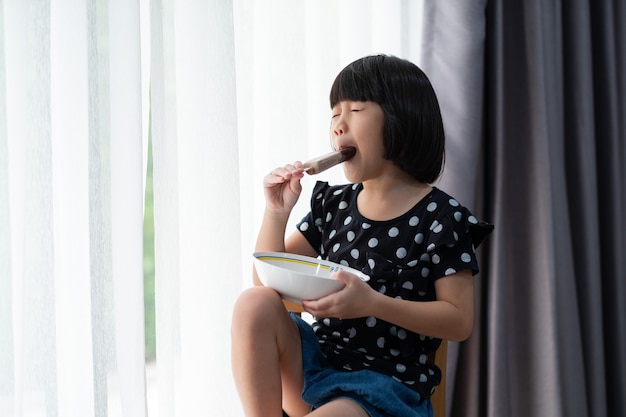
[149,0,242,415]
[1,1,425,416]
[1,0,147,416]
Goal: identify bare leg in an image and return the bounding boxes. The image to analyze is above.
[306,398,370,417]
[231,286,311,417]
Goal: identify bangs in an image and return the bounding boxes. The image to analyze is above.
[329,57,382,108]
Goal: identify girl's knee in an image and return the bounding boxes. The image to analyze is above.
[232,286,285,325]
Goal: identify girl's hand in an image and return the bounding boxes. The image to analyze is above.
[263,162,305,214]
[301,270,376,319]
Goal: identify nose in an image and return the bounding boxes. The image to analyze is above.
[332,116,346,137]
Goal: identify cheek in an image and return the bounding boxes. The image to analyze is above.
[369,132,386,156]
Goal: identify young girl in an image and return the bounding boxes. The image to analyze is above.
[231,54,493,417]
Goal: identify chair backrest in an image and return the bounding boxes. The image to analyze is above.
[430,339,447,417]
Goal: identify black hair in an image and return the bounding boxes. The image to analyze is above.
[329,54,445,183]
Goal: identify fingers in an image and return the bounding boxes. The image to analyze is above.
[301,297,331,318]
[262,162,306,213]
[331,270,353,283]
[264,162,305,186]
[301,283,345,318]
[302,272,370,319]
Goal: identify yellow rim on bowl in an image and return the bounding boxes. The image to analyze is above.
[253,252,369,281]
[256,256,334,271]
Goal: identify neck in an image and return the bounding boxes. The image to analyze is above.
[358,173,432,221]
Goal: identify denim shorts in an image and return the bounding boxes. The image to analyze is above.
[290,313,433,417]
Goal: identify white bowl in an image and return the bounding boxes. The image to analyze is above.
[253,251,370,303]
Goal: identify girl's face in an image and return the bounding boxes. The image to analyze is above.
[330,100,387,182]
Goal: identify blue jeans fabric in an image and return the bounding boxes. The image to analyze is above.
[290,312,433,417]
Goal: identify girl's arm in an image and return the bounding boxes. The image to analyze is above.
[284,230,318,258]
[252,161,318,286]
[371,270,475,342]
[302,269,474,342]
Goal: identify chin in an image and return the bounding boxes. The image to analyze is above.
[344,173,363,184]
[342,168,358,183]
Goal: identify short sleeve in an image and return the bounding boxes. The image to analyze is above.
[424,206,493,279]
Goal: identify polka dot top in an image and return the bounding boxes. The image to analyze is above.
[296,181,493,399]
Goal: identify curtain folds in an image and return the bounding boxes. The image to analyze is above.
[419,3,488,411]
[149,0,243,415]
[1,1,146,416]
[426,1,625,416]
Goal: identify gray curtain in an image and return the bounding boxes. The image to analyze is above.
[423,1,626,416]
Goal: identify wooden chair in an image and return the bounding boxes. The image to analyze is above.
[283,301,448,417]
[431,339,447,417]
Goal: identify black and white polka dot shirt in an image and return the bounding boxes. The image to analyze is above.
[297,181,493,398]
